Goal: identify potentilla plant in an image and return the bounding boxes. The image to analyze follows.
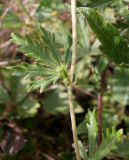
[7,0,128,160]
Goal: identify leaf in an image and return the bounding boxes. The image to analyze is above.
[91,128,123,160]
[86,109,98,157]
[42,86,69,114]
[1,11,21,29]
[10,28,70,92]
[78,0,116,7]
[7,62,69,92]
[77,14,90,51]
[17,97,40,118]
[96,57,108,74]
[109,67,129,105]
[115,140,129,160]
[42,86,83,114]
[39,26,62,65]
[11,33,57,67]
[7,61,62,92]
[7,63,57,78]
[29,76,58,93]
[64,36,72,66]
[78,141,88,160]
[77,119,87,135]
[79,110,122,160]
[9,76,28,103]
[78,7,129,64]
[0,85,10,104]
[102,110,120,131]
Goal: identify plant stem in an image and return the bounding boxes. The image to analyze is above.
[67,86,81,160]
[97,70,106,145]
[66,1,81,160]
[97,92,102,145]
[70,0,77,82]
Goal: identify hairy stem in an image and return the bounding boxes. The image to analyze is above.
[70,0,77,82]
[66,1,81,160]
[67,86,81,160]
[97,70,106,145]
[97,92,102,145]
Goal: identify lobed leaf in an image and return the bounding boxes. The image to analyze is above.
[11,33,57,67]
[17,97,40,118]
[29,76,59,93]
[39,26,62,65]
[0,85,10,103]
[80,0,116,7]
[78,141,88,160]
[78,7,129,64]
[7,63,57,78]
[109,67,129,105]
[64,36,72,66]
[86,109,98,157]
[91,128,123,160]
[80,110,123,160]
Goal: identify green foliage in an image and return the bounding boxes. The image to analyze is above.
[9,27,71,92]
[64,36,72,66]
[42,86,69,114]
[0,75,40,118]
[102,110,120,131]
[115,140,129,160]
[86,110,98,157]
[78,7,129,64]
[0,85,10,103]
[43,86,83,115]
[92,128,122,160]
[39,26,62,65]
[0,11,21,29]
[8,76,28,103]
[77,118,87,135]
[109,67,129,105]
[17,97,40,118]
[78,141,88,160]
[11,33,55,66]
[78,0,116,7]
[79,110,123,160]
[76,13,101,82]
